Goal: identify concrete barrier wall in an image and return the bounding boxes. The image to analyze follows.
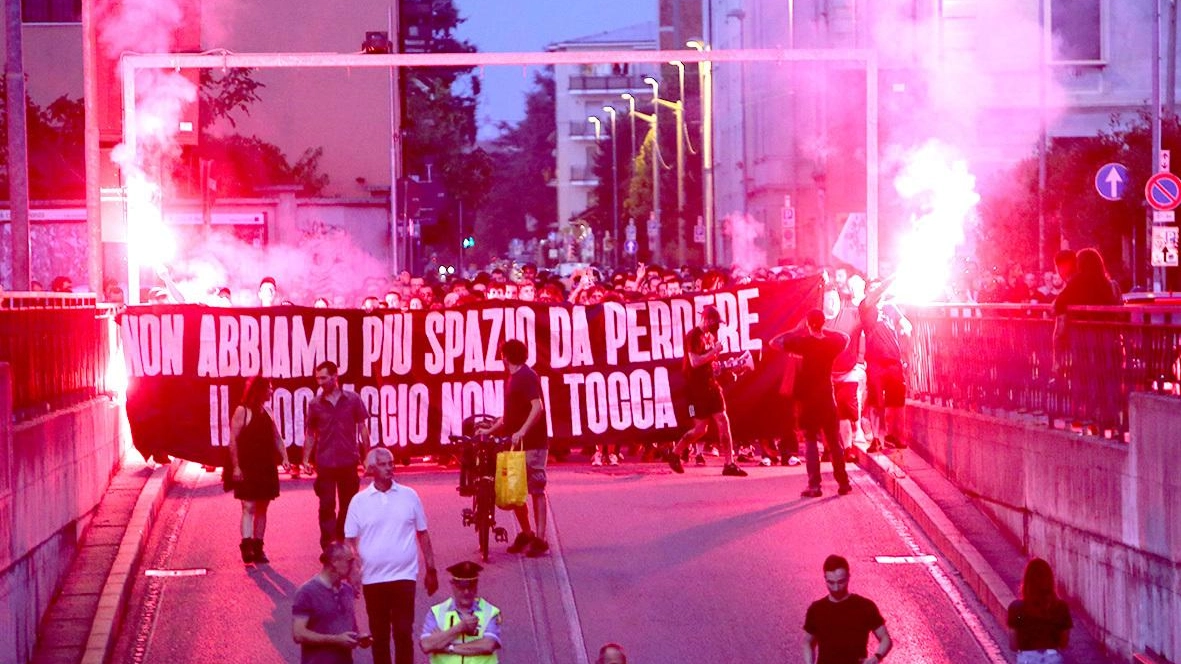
[0,364,130,664]
[909,395,1181,662]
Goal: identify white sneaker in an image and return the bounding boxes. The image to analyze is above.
[787,456,802,467]
[608,453,620,466]
[591,451,603,467]
[760,457,773,466]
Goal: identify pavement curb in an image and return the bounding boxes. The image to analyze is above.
[853,445,1016,629]
[79,459,182,664]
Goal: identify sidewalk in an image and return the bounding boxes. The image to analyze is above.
[29,456,179,664]
[851,441,1115,664]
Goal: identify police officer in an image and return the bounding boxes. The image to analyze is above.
[419,562,502,663]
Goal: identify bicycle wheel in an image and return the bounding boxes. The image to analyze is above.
[476,479,494,561]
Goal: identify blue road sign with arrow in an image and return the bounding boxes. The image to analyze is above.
[1095,163,1129,201]
[624,239,638,255]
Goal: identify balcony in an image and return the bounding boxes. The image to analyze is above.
[569,167,599,185]
[568,74,648,93]
[568,122,599,139]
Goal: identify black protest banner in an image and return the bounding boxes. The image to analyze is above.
[121,277,821,465]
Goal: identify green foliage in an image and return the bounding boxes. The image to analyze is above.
[0,78,86,199]
[197,135,329,197]
[476,69,557,257]
[978,111,1181,281]
[198,68,265,130]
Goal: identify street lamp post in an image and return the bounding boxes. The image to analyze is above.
[688,39,715,266]
[670,60,688,266]
[643,76,663,264]
[621,92,638,160]
[603,106,620,268]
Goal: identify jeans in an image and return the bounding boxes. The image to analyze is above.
[800,406,848,489]
[314,466,359,547]
[363,580,417,664]
[1017,650,1064,664]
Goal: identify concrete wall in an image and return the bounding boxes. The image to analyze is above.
[0,364,129,664]
[909,395,1181,662]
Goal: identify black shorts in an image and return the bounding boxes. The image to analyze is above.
[687,386,726,419]
[835,381,861,420]
[867,362,906,408]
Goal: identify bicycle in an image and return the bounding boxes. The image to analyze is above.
[448,415,512,562]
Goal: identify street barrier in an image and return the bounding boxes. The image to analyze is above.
[0,293,117,421]
[907,303,1181,438]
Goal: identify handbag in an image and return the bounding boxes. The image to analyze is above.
[494,445,528,509]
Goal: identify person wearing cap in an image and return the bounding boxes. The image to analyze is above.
[771,308,852,497]
[665,304,748,477]
[419,561,502,663]
[258,276,278,306]
[344,447,437,664]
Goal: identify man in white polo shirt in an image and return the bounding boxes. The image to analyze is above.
[345,447,439,664]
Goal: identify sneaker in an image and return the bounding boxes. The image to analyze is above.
[607,453,619,466]
[800,487,823,498]
[507,532,534,554]
[866,439,882,453]
[666,451,685,474]
[591,451,603,467]
[838,485,854,496]
[525,538,550,557]
[722,463,748,477]
[708,445,720,457]
[695,454,707,467]
[787,456,802,467]
[760,457,773,467]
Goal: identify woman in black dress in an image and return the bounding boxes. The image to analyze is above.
[1008,557,1073,664]
[228,376,289,564]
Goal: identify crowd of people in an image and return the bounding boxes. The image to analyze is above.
[211,242,1098,663]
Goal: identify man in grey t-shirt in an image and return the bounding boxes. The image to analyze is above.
[305,360,371,548]
[292,542,369,664]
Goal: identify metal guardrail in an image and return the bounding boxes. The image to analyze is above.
[907,304,1181,439]
[0,293,116,421]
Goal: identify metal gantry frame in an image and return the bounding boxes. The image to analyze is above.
[120,48,879,302]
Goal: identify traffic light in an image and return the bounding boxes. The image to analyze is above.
[462,235,475,249]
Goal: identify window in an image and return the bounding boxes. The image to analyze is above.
[1049,0,1102,63]
[22,0,81,23]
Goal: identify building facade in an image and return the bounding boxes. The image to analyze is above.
[548,23,658,231]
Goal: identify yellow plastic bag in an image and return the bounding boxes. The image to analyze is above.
[494,448,527,509]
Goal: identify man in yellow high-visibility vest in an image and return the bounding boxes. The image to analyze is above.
[419,561,502,663]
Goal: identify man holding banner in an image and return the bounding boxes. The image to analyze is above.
[665,305,748,477]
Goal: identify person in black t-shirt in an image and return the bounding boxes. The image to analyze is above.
[803,555,892,664]
[1008,558,1072,663]
[665,305,748,477]
[476,339,551,557]
[772,309,851,497]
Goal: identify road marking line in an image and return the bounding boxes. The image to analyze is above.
[854,473,1009,664]
[873,555,938,564]
[545,502,591,664]
[143,568,208,577]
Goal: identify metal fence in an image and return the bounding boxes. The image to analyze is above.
[907,304,1181,439]
[0,293,117,421]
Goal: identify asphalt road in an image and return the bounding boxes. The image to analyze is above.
[111,457,1015,663]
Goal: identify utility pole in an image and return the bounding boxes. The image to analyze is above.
[1153,0,1166,292]
[389,4,404,276]
[5,0,31,289]
[603,106,620,268]
[688,39,715,266]
[642,77,663,265]
[82,0,102,292]
[671,60,687,266]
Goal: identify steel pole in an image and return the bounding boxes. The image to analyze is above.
[5,0,31,290]
[389,4,403,276]
[702,55,715,265]
[121,59,140,303]
[82,0,103,292]
[1153,0,1164,292]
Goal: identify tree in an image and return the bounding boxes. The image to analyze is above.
[476,69,557,259]
[977,111,1181,287]
[0,79,86,199]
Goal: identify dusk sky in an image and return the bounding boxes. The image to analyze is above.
[454,0,656,138]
